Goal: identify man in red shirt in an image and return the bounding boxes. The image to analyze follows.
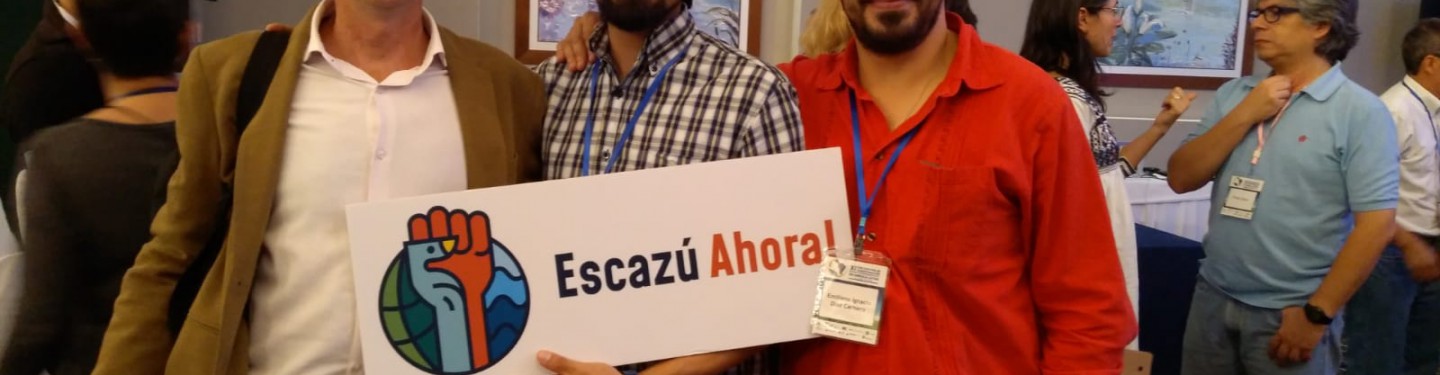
[541,0,1135,374]
[774,1,1135,373]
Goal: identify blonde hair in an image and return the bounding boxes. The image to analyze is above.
[799,0,853,57]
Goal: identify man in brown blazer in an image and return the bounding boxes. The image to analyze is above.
[92,0,546,373]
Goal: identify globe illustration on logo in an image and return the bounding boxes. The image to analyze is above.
[379,208,529,374]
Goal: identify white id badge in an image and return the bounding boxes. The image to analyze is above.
[1221,176,1265,220]
[810,249,891,345]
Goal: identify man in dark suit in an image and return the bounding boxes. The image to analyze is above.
[0,0,105,235]
[1,0,104,143]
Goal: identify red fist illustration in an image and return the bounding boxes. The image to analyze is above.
[408,207,495,368]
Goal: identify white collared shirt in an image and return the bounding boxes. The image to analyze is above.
[247,1,466,373]
[1381,76,1440,236]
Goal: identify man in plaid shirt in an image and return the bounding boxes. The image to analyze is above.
[530,1,802,374]
[533,0,803,180]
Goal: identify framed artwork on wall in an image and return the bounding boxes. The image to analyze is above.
[516,0,761,64]
[1100,0,1255,90]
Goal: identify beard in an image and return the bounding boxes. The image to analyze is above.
[598,0,681,33]
[845,0,944,55]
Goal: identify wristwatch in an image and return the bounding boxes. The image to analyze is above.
[1303,303,1333,325]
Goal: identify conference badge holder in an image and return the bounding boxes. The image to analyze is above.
[809,247,891,346]
[1220,176,1264,221]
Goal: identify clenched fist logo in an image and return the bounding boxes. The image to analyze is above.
[378,206,530,374]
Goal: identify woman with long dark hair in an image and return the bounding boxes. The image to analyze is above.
[1020,0,1197,347]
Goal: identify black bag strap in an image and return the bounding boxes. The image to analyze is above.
[166,29,290,335]
[236,30,290,133]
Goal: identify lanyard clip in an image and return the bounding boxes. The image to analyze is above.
[852,235,866,258]
[853,217,869,257]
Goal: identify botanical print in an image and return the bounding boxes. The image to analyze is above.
[1102,0,1243,71]
[692,0,743,47]
[538,0,598,44]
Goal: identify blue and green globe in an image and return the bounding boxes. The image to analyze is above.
[378,239,530,374]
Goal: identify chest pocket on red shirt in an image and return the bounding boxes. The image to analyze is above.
[887,163,1019,276]
[873,161,1021,371]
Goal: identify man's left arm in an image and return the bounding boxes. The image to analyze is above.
[1269,210,1393,364]
[1309,210,1395,314]
[1311,99,1401,319]
[1271,99,1400,365]
[739,73,805,156]
[1028,87,1136,374]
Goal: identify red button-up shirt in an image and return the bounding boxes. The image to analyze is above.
[776,14,1136,375]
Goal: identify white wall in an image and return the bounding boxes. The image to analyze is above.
[198,0,1421,168]
[194,0,501,44]
[195,0,313,40]
[200,1,810,63]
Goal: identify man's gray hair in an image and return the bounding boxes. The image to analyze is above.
[1295,0,1360,63]
[1403,19,1440,74]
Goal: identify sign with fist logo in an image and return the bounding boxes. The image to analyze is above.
[348,149,851,374]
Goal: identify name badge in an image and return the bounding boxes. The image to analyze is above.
[1221,176,1265,220]
[810,249,891,345]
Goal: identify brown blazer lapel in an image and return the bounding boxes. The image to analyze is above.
[440,29,513,189]
[212,8,316,369]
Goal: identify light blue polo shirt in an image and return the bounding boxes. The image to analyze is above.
[1187,64,1399,309]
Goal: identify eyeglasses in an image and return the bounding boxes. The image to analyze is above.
[1248,6,1301,23]
[1087,6,1125,17]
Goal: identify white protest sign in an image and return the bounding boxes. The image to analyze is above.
[346,149,851,374]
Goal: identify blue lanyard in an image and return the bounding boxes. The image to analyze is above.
[849,90,922,249]
[580,47,689,176]
[110,86,178,101]
[1402,82,1440,145]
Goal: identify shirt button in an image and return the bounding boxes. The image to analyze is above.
[610,88,624,98]
[376,149,388,160]
[601,149,611,161]
[649,64,660,74]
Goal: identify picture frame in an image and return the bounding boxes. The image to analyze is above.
[1100,0,1255,90]
[516,0,762,65]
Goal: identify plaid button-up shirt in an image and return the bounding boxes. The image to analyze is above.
[532,9,801,375]
[534,11,803,180]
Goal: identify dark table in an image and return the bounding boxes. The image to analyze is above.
[1136,224,1205,375]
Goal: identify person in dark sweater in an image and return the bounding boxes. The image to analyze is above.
[0,0,190,373]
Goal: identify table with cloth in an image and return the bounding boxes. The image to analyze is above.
[1125,176,1211,242]
[1119,176,1213,374]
